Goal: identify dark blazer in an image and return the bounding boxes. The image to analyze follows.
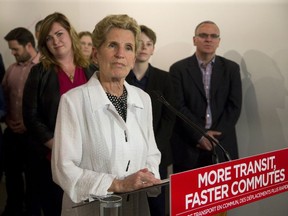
[169,54,242,170]
[23,62,95,158]
[126,64,175,167]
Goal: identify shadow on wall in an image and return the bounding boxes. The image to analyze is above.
[273,49,288,143]
[225,50,288,158]
[224,50,260,158]
[152,42,193,71]
[243,50,287,154]
[224,49,288,216]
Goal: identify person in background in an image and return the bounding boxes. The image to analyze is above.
[0,84,5,184]
[34,19,43,53]
[169,20,242,172]
[23,12,95,216]
[52,14,162,216]
[2,27,40,216]
[34,19,43,41]
[0,53,5,182]
[78,31,93,60]
[78,31,98,71]
[0,53,5,82]
[126,24,175,216]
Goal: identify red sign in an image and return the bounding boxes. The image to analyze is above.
[170,148,288,216]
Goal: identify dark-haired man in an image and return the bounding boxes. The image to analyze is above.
[2,27,40,216]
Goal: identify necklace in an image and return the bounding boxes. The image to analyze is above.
[59,65,75,82]
[59,68,75,82]
[68,74,74,82]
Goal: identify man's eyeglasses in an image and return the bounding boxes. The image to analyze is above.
[196,33,220,39]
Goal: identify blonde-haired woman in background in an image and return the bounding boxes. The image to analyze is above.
[79,31,98,71]
[78,31,93,60]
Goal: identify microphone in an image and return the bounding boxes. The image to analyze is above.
[152,90,231,163]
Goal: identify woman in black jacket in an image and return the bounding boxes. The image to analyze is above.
[23,12,95,216]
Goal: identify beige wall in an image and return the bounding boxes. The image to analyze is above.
[1,0,288,215]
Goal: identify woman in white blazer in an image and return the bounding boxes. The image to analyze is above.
[51,14,162,216]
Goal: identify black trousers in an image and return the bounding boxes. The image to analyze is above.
[0,126,3,181]
[173,150,213,174]
[3,127,31,215]
[29,154,63,216]
[3,128,63,216]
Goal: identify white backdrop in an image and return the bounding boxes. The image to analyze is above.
[1,0,288,215]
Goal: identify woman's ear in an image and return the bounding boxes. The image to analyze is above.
[92,47,98,64]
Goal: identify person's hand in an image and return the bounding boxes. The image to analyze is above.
[108,168,162,193]
[6,119,26,133]
[197,130,222,151]
[45,138,54,149]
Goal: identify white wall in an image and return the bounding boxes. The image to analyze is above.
[1,0,288,215]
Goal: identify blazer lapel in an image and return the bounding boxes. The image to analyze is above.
[146,65,157,91]
[187,55,206,98]
[210,56,224,97]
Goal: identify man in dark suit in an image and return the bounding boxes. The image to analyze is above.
[126,25,175,216]
[169,21,242,173]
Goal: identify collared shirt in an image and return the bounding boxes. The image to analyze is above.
[2,53,40,130]
[197,57,215,129]
[129,68,150,91]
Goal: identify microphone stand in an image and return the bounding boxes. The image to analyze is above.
[152,91,231,164]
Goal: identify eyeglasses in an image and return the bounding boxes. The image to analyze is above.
[196,33,220,39]
[80,41,93,47]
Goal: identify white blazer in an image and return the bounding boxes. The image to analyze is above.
[52,73,161,215]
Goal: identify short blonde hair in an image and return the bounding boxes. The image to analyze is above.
[92,14,141,54]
